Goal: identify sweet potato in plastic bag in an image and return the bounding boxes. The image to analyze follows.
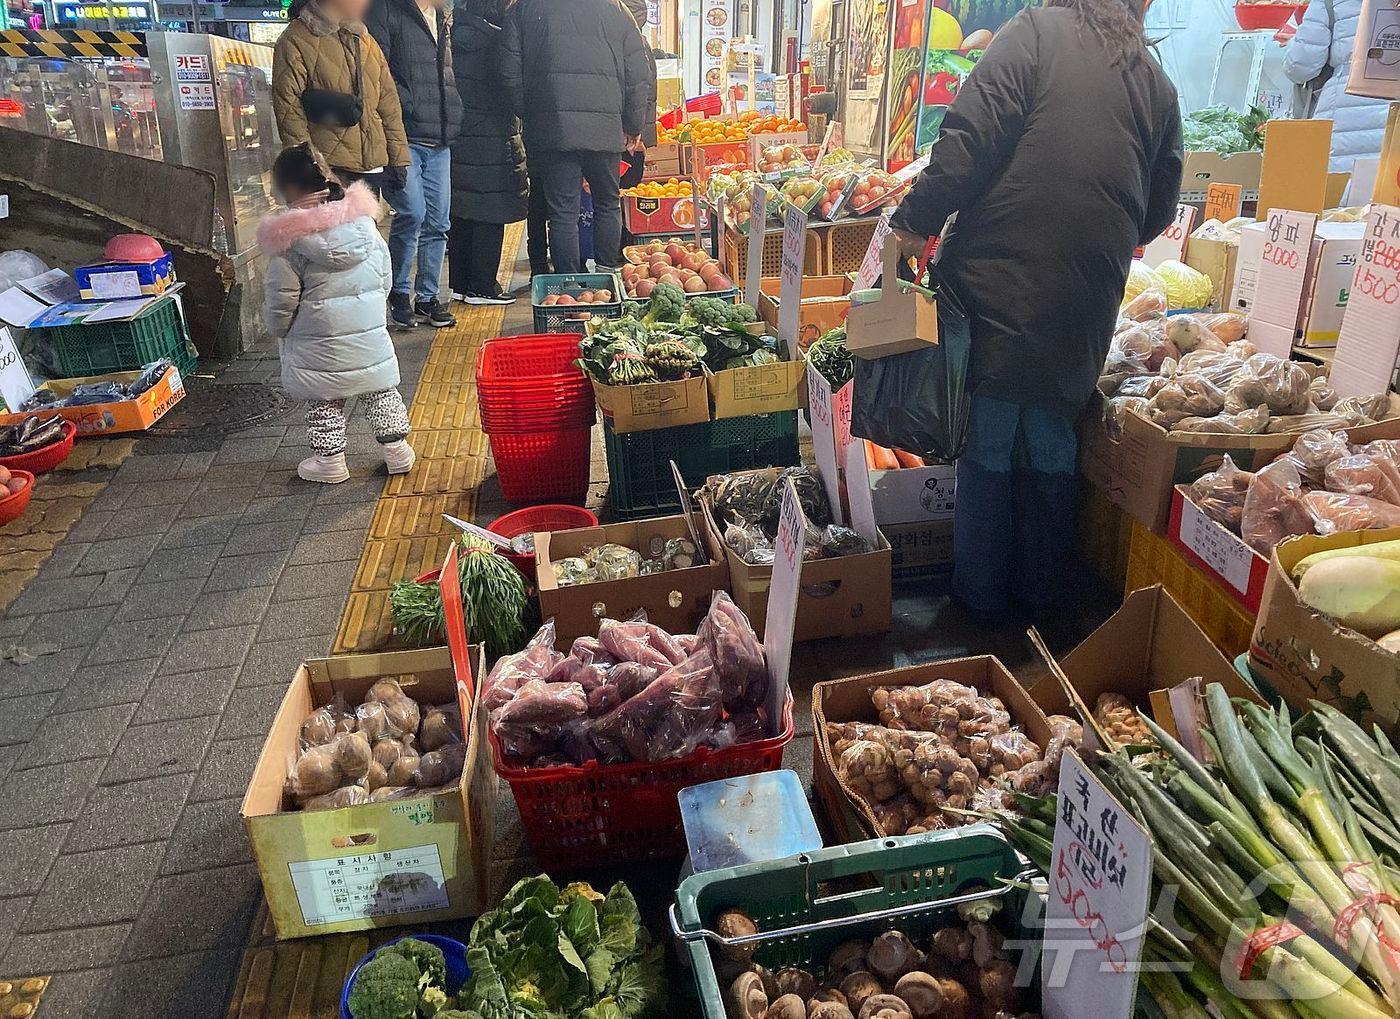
[1287,428,1351,486]
[1122,286,1167,322]
[597,617,682,671]
[1187,455,1254,533]
[1175,350,1247,389]
[1305,491,1400,535]
[1309,377,1340,411]
[589,650,723,763]
[698,590,768,712]
[544,654,607,692]
[568,636,615,667]
[482,620,561,715]
[1241,457,1313,554]
[1172,406,1270,434]
[492,679,587,761]
[1265,412,1353,434]
[1240,354,1312,415]
[1324,453,1400,505]
[605,660,659,701]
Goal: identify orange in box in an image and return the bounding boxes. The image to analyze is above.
[692,140,752,180]
[0,364,185,435]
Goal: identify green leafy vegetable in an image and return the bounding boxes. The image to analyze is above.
[389,535,528,659]
[807,326,852,387]
[1182,104,1269,156]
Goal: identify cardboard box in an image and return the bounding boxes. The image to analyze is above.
[1346,0,1400,101]
[642,141,684,180]
[1180,151,1264,204]
[0,364,185,435]
[707,355,804,419]
[812,656,1050,842]
[1299,223,1364,347]
[74,250,175,300]
[1183,235,1239,312]
[698,477,892,642]
[1028,584,1256,744]
[591,374,709,434]
[861,442,956,526]
[535,515,727,646]
[1167,485,1269,613]
[757,275,852,349]
[845,238,939,360]
[622,194,710,235]
[691,139,752,180]
[1251,527,1400,730]
[240,645,496,939]
[1078,392,1400,533]
[884,519,954,579]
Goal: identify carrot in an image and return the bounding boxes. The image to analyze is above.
[867,443,899,471]
[893,449,925,469]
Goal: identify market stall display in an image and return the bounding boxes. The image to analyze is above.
[699,466,870,566]
[618,240,735,298]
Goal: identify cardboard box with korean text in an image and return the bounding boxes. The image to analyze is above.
[706,321,805,419]
[1180,151,1264,205]
[844,237,938,359]
[1299,223,1364,347]
[534,514,727,648]
[0,364,185,435]
[1250,528,1400,732]
[1167,485,1270,613]
[883,520,955,579]
[1346,0,1400,101]
[757,275,852,349]
[1028,584,1258,745]
[241,548,494,939]
[1183,234,1239,312]
[591,374,709,434]
[813,656,1051,843]
[858,439,957,527]
[642,141,684,180]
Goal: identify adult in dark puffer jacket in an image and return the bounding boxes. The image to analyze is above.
[502,0,651,272]
[447,0,528,304]
[366,0,463,329]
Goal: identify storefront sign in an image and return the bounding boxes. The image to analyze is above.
[1043,750,1151,1019]
[174,53,210,81]
[0,328,35,413]
[1250,208,1317,356]
[762,480,804,725]
[1329,204,1400,397]
[777,202,807,358]
[700,0,729,93]
[1203,182,1243,223]
[56,2,149,20]
[1142,203,1195,268]
[744,181,768,308]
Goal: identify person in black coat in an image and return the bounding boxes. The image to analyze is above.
[366,0,463,328]
[446,0,529,304]
[618,0,658,190]
[887,0,1183,617]
[501,0,652,272]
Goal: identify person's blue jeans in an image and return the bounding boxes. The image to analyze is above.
[952,393,1079,616]
[386,143,451,303]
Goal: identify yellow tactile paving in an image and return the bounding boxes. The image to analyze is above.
[407,392,482,431]
[351,533,457,593]
[382,456,489,499]
[401,427,489,462]
[336,591,398,653]
[368,492,477,540]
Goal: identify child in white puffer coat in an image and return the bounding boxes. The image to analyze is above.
[259,143,415,484]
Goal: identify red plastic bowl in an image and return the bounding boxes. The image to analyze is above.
[0,420,75,475]
[488,505,600,580]
[103,233,165,262]
[1234,2,1303,30]
[0,470,35,525]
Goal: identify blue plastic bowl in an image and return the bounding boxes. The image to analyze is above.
[339,933,470,1019]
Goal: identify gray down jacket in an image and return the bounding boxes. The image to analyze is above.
[258,182,400,401]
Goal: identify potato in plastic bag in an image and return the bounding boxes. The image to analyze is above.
[333,731,372,783]
[419,703,463,751]
[366,678,421,738]
[289,743,342,799]
[1308,377,1340,411]
[299,693,354,749]
[1187,455,1254,533]
[1324,453,1400,505]
[301,786,370,812]
[413,742,469,787]
[1172,406,1270,434]
[1148,376,1225,428]
[387,747,422,786]
[1176,350,1248,388]
[1287,427,1351,486]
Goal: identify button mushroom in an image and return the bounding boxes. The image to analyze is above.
[716,908,761,963]
[827,941,871,978]
[893,972,971,1019]
[967,921,1007,969]
[929,926,973,965]
[753,964,780,1001]
[775,968,819,1002]
[858,993,913,1019]
[810,988,848,1009]
[762,993,807,1019]
[838,971,883,1015]
[867,931,920,982]
[729,970,768,1019]
[978,958,1020,1010]
[807,999,854,1019]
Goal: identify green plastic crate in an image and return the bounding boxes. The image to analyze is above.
[44,298,197,379]
[531,272,624,333]
[673,825,1036,1019]
[603,411,799,520]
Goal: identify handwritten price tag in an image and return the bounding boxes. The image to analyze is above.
[0,327,35,413]
[1142,204,1196,268]
[1179,497,1255,594]
[762,479,805,725]
[854,211,894,292]
[1249,208,1318,357]
[744,181,768,308]
[806,369,845,525]
[1329,204,1400,398]
[777,203,808,359]
[1043,750,1151,1019]
[1203,183,1243,224]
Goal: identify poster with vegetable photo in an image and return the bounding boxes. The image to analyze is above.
[883,0,928,170]
[913,0,1032,151]
[844,0,890,153]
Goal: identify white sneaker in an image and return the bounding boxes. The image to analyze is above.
[382,439,415,475]
[298,453,350,484]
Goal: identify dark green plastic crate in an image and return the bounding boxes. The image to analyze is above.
[44,298,197,379]
[603,410,798,520]
[673,825,1036,1019]
[531,272,624,334]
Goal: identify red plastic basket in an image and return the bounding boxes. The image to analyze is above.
[487,505,600,580]
[476,334,585,388]
[1233,1,1303,29]
[489,427,592,505]
[0,470,35,525]
[480,404,595,435]
[0,420,75,475]
[492,694,794,870]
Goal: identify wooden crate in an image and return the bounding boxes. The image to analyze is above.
[825,218,879,275]
[722,228,825,282]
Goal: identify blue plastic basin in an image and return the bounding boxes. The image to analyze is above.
[339,933,469,1019]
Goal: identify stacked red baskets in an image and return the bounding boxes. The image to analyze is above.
[476,334,595,505]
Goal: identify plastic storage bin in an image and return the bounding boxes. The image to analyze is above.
[530,273,624,333]
[603,411,800,519]
[43,298,197,379]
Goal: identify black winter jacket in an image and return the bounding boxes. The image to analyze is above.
[500,0,652,154]
[366,0,462,147]
[890,8,1183,418]
[450,4,528,223]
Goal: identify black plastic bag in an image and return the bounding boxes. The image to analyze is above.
[849,264,973,461]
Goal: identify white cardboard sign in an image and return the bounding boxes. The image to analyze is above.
[1249,208,1318,356]
[854,210,894,292]
[843,435,881,547]
[1177,497,1255,595]
[0,328,36,413]
[777,203,808,359]
[1043,750,1151,1019]
[1141,203,1196,268]
[744,182,768,309]
[1329,204,1400,398]
[806,369,846,526]
[762,479,804,727]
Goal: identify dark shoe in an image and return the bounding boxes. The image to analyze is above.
[388,292,415,329]
[414,299,456,328]
[459,286,515,307]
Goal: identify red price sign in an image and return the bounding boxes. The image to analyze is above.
[1330,205,1400,398]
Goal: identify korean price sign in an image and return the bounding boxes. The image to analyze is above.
[1203,183,1243,224]
[1142,204,1195,268]
[854,212,894,292]
[1043,750,1151,1019]
[776,202,808,359]
[1249,208,1318,357]
[744,181,769,308]
[1329,204,1400,398]
[1179,496,1256,595]
[761,479,804,725]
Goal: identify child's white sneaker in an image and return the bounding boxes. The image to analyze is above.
[298,453,350,484]
[382,439,415,475]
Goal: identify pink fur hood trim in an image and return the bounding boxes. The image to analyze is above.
[256,181,381,255]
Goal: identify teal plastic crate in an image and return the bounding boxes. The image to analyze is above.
[603,411,799,520]
[44,298,197,379]
[672,825,1036,1019]
[531,272,623,333]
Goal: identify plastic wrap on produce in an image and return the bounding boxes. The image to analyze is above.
[1305,491,1400,535]
[1241,457,1313,554]
[1187,455,1255,533]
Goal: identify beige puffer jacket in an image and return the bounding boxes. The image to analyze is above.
[272,1,409,173]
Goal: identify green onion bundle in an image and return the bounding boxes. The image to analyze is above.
[390,534,528,660]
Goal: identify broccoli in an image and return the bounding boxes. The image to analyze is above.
[639,283,686,327]
[621,299,642,318]
[347,952,420,1019]
[690,297,760,331]
[383,938,447,991]
[730,302,759,325]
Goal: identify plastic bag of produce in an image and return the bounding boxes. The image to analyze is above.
[1308,377,1340,411]
[1104,396,1151,439]
[1285,427,1351,486]
[482,621,561,715]
[1148,375,1226,428]
[1201,312,1248,343]
[598,616,685,670]
[1175,350,1248,389]
[1222,353,1311,416]
[1123,260,1162,306]
[1324,454,1400,505]
[1241,457,1313,554]
[1305,491,1400,535]
[697,590,768,713]
[1172,406,1270,434]
[589,650,723,763]
[1155,260,1214,309]
[1165,316,1226,355]
[492,680,588,762]
[850,265,972,460]
[1187,455,1255,533]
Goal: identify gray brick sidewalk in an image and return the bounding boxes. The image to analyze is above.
[0,324,439,1017]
